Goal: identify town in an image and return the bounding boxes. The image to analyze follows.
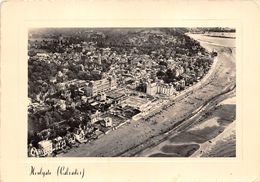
[27,28,217,157]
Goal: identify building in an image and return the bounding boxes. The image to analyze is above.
[54,99,67,111]
[49,76,57,84]
[175,65,185,78]
[36,53,49,58]
[89,110,101,124]
[146,81,176,96]
[100,117,113,127]
[146,82,157,96]
[61,79,88,88]
[96,92,107,101]
[85,77,117,96]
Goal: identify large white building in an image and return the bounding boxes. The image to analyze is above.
[85,77,117,96]
[146,81,176,96]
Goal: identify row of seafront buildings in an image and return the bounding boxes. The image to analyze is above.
[63,76,179,98]
[80,76,179,97]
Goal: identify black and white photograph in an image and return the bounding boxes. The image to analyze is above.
[3,0,260,181]
[27,27,236,157]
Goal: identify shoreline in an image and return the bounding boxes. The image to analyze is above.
[124,35,236,157]
[137,93,236,157]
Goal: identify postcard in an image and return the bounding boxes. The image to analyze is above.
[1,0,260,182]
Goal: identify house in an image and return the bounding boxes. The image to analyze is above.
[49,77,57,84]
[100,117,113,127]
[89,110,101,124]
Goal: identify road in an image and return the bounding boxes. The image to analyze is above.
[59,34,236,157]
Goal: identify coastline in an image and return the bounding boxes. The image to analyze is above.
[132,34,236,157]
[126,34,236,157]
[58,33,236,157]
